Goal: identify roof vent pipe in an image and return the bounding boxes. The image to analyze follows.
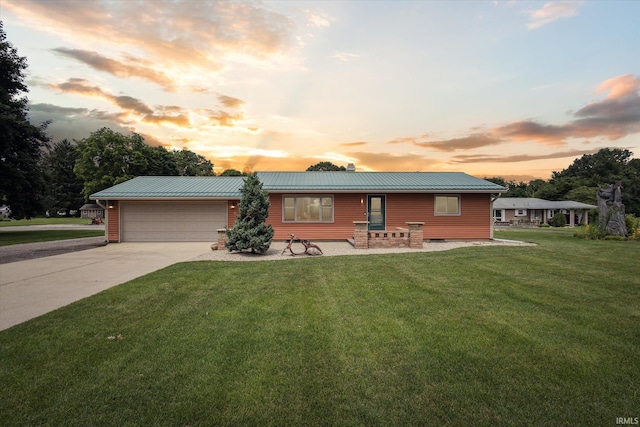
[346,163,356,172]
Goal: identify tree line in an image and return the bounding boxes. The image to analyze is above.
[43,130,217,217]
[484,148,640,216]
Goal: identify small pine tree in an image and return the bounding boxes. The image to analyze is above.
[225,173,274,254]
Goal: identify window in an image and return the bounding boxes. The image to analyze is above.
[515,209,527,217]
[435,195,460,215]
[493,209,504,221]
[283,195,333,222]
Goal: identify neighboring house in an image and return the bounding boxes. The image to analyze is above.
[90,171,507,243]
[493,198,596,226]
[79,203,104,219]
[0,205,10,218]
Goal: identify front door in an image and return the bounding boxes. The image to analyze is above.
[368,195,386,230]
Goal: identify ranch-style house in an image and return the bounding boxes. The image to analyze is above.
[90,171,507,245]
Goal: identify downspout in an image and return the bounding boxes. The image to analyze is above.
[490,193,502,240]
[95,199,108,243]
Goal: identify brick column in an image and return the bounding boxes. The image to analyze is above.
[353,221,369,249]
[217,229,228,251]
[406,222,424,249]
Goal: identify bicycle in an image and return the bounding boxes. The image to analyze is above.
[281,233,323,256]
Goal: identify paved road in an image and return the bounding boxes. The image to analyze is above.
[0,237,107,264]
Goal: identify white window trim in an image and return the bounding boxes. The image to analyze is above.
[515,209,527,217]
[282,194,334,223]
[434,195,461,216]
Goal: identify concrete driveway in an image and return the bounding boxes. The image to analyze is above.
[0,242,211,331]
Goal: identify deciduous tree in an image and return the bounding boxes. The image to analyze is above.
[74,128,152,199]
[306,161,346,171]
[173,149,214,176]
[219,168,245,176]
[0,21,50,218]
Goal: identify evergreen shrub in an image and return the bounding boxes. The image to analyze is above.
[225,173,274,254]
[549,213,567,228]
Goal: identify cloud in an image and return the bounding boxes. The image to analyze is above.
[389,134,505,152]
[142,114,190,127]
[52,78,105,97]
[197,109,246,128]
[525,1,582,29]
[304,9,333,28]
[571,74,640,139]
[332,52,360,62]
[340,141,368,147]
[49,78,191,127]
[52,48,176,91]
[113,96,154,116]
[389,74,640,150]
[450,148,600,164]
[218,95,245,109]
[28,103,132,142]
[5,0,297,85]
[497,121,568,145]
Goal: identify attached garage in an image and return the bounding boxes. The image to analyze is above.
[91,174,507,244]
[120,201,227,242]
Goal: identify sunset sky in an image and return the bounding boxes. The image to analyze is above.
[2,0,639,180]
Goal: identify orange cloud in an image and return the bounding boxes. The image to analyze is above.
[597,74,640,100]
[389,74,640,150]
[52,48,176,91]
[142,114,190,127]
[51,78,105,98]
[5,0,296,79]
[389,134,505,152]
[218,95,245,109]
[49,78,191,127]
[340,141,369,147]
[202,110,245,127]
[451,148,601,164]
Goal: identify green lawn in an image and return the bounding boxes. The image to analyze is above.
[1,231,638,426]
[0,230,105,246]
[0,217,92,227]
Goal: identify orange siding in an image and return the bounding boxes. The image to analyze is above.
[106,201,120,242]
[424,193,492,240]
[267,193,366,240]
[227,200,237,228]
[265,193,492,241]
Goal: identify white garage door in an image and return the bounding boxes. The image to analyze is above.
[121,201,227,242]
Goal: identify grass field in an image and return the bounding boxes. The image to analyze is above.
[0,230,105,246]
[1,231,638,426]
[0,217,93,227]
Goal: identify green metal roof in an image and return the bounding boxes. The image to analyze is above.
[91,176,245,199]
[257,172,506,192]
[90,172,506,200]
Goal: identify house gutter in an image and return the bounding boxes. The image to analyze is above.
[95,199,107,210]
[94,199,108,242]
